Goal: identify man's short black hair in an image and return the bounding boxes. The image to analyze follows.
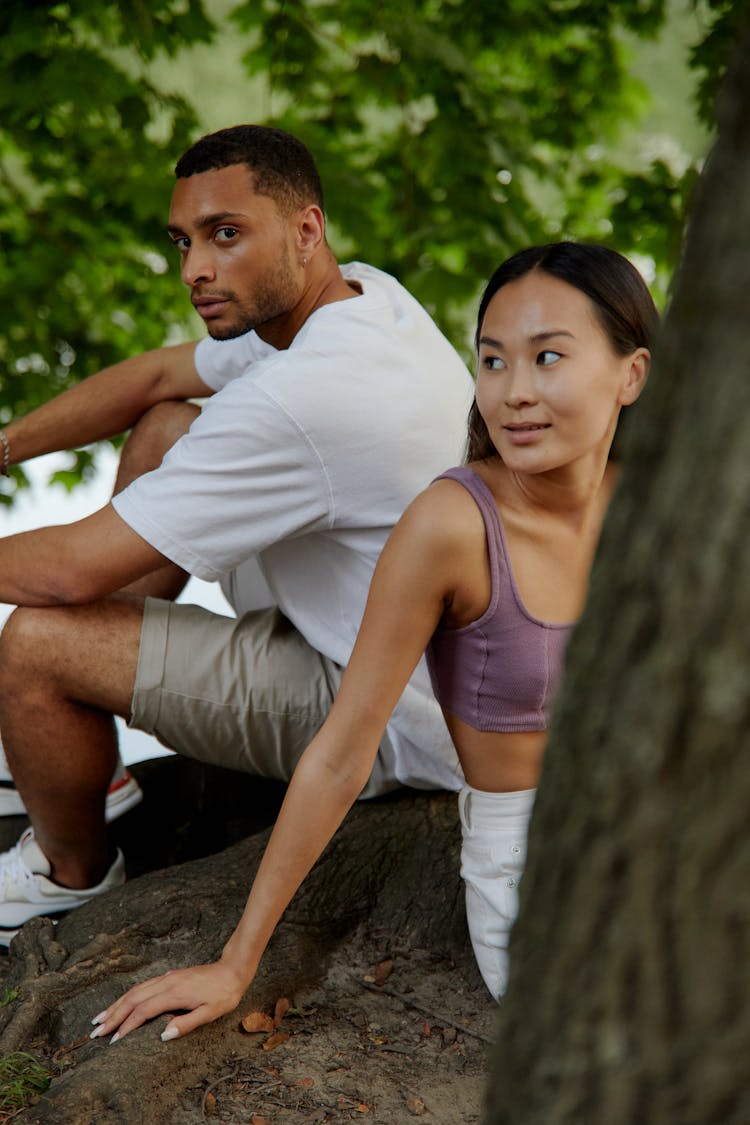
[175,125,325,214]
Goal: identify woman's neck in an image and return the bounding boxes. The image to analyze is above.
[483,450,616,532]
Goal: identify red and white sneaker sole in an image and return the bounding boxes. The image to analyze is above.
[0,770,143,821]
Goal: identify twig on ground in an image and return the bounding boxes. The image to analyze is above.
[356,978,494,1045]
[52,1033,94,1059]
[201,1064,240,1119]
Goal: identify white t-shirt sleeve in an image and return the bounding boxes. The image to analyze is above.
[112,375,332,582]
[194,332,277,392]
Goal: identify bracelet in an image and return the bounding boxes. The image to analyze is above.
[0,430,9,477]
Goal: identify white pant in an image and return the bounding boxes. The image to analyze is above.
[458,784,536,999]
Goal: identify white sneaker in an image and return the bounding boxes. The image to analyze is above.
[0,739,142,822]
[0,827,126,947]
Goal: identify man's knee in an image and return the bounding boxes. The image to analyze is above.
[0,606,57,682]
[115,400,201,492]
[0,600,142,716]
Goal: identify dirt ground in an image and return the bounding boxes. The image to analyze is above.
[0,775,497,1124]
[167,930,495,1125]
[0,925,495,1124]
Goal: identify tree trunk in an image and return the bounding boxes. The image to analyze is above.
[486,23,750,1125]
[0,761,493,1123]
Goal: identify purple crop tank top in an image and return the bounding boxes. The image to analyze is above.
[426,467,577,733]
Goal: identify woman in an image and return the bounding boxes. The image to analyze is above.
[91,242,657,1042]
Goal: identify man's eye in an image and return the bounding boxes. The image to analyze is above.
[216,227,239,242]
[171,236,190,252]
[538,350,562,366]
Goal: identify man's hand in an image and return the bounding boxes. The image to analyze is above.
[2,341,207,467]
[89,959,249,1044]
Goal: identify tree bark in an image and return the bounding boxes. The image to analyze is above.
[0,761,489,1123]
[487,22,750,1125]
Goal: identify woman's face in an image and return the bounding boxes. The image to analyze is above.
[475,270,647,474]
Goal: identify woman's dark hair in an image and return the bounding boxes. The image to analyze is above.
[466,242,660,462]
[175,124,325,214]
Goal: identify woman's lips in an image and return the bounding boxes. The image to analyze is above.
[503,422,551,444]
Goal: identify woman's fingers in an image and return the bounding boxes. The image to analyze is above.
[91,984,177,1042]
[109,988,189,1043]
[89,962,247,1043]
[160,1004,218,1042]
[90,973,175,1040]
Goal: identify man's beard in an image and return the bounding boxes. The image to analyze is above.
[208,252,299,340]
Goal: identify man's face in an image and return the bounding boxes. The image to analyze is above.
[167,164,302,340]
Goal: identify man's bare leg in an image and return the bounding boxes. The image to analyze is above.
[112,399,201,600]
[0,596,144,888]
[0,399,205,881]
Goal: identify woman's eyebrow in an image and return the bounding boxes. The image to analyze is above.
[478,329,575,348]
[531,329,575,343]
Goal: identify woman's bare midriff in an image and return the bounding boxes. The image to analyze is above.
[443,710,546,793]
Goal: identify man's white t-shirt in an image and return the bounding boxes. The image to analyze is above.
[113,263,474,791]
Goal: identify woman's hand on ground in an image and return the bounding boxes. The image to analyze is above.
[89,960,248,1044]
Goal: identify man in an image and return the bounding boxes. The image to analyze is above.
[0,125,473,943]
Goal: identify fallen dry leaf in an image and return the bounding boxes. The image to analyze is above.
[296,1076,315,1088]
[406,1095,427,1116]
[337,1094,367,1111]
[262,1031,291,1052]
[374,958,393,984]
[241,1011,276,1034]
[204,1090,217,1117]
[273,996,290,1027]
[251,1117,272,1125]
[363,957,393,985]
[421,1022,432,1036]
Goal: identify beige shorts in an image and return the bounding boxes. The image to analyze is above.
[130,598,395,799]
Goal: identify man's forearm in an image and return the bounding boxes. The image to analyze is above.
[0,507,167,607]
[2,341,206,467]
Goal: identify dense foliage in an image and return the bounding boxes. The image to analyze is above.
[0,1,209,493]
[0,0,743,495]
[231,0,675,336]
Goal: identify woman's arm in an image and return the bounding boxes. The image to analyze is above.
[91,484,473,1044]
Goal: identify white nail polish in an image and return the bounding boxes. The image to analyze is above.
[161,1026,179,1042]
[110,1032,120,1044]
[91,1010,108,1026]
[89,1025,107,1040]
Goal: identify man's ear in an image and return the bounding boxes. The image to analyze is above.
[296,204,325,259]
[618,348,650,406]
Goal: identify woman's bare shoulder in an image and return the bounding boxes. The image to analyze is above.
[392,474,487,566]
